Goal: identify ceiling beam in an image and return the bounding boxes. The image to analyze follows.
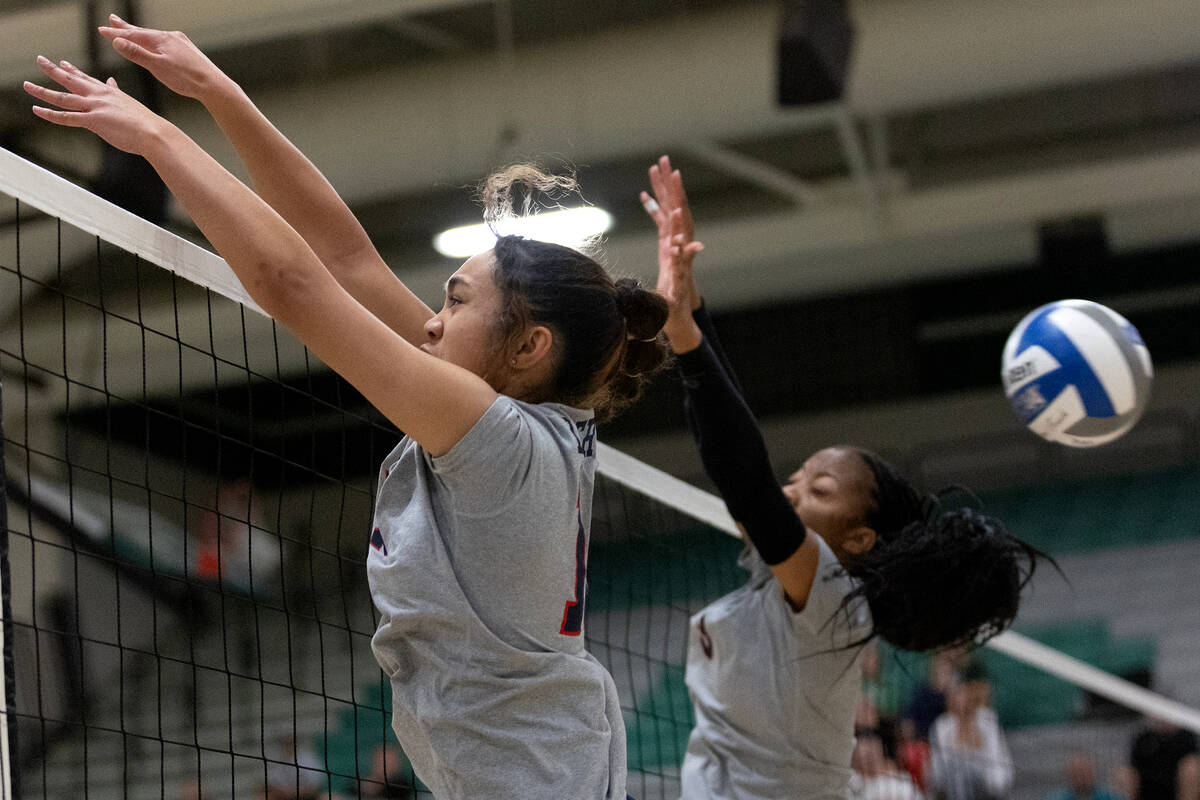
[683,142,822,208]
[383,18,466,53]
[9,138,1200,415]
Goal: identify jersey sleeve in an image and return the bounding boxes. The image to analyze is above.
[428,395,538,517]
[786,537,868,643]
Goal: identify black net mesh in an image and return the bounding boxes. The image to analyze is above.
[0,191,745,800]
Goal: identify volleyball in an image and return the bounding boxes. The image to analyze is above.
[1001,299,1153,447]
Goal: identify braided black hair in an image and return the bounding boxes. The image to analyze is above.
[843,448,1049,652]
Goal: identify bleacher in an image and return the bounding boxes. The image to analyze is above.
[21,460,1200,799]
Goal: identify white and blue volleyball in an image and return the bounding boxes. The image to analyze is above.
[1002,300,1153,447]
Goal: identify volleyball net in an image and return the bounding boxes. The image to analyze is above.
[2,145,1198,800]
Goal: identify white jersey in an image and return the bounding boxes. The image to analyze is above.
[367,396,625,800]
[681,535,870,800]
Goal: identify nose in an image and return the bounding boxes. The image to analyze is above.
[424,314,443,341]
[781,479,805,511]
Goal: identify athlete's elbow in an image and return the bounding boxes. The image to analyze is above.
[244,256,324,319]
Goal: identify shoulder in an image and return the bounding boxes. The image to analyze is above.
[511,398,598,454]
[431,396,592,466]
[803,534,868,626]
[425,396,597,508]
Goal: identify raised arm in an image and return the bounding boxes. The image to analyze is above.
[25,57,494,456]
[642,155,743,393]
[644,157,818,608]
[97,15,432,345]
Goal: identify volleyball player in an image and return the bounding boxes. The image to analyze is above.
[23,29,671,798]
[642,156,1045,800]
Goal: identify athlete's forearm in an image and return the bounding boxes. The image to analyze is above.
[142,122,498,455]
[691,303,743,396]
[142,120,338,326]
[677,339,805,565]
[199,78,432,343]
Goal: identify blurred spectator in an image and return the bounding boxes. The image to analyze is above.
[862,641,903,755]
[356,743,413,800]
[179,779,211,800]
[263,734,325,800]
[897,718,932,791]
[191,478,281,597]
[1113,718,1199,800]
[852,732,926,800]
[905,651,962,742]
[928,681,1014,800]
[961,656,991,710]
[1045,753,1123,800]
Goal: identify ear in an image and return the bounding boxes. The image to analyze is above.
[510,324,554,370]
[841,525,876,557]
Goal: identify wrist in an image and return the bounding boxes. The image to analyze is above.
[140,117,185,165]
[198,72,245,113]
[664,318,703,354]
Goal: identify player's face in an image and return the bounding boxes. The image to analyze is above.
[780,446,877,562]
[421,251,507,384]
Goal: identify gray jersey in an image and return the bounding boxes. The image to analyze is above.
[680,535,870,800]
[367,396,625,800]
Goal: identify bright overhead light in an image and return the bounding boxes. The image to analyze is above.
[432,207,614,259]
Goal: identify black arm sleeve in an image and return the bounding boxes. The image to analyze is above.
[691,302,743,395]
[677,339,806,565]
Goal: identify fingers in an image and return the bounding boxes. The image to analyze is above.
[59,59,106,88]
[100,13,156,38]
[648,159,671,205]
[99,13,172,67]
[657,154,674,182]
[667,207,688,239]
[30,105,88,128]
[36,56,103,93]
[106,13,136,29]
[649,154,690,220]
[107,35,159,68]
[669,164,688,201]
[23,80,92,111]
[640,190,664,228]
[657,155,678,207]
[99,26,161,47]
[671,237,704,263]
[669,168,692,217]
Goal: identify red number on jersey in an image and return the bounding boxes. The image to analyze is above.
[560,492,587,636]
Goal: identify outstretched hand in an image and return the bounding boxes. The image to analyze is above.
[641,154,704,313]
[24,56,166,156]
[99,14,226,102]
[641,155,704,353]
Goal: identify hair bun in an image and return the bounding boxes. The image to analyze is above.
[614,278,668,342]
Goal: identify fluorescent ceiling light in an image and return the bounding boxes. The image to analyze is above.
[432,207,614,258]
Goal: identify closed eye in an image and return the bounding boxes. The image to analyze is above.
[810,477,837,497]
[445,295,463,308]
